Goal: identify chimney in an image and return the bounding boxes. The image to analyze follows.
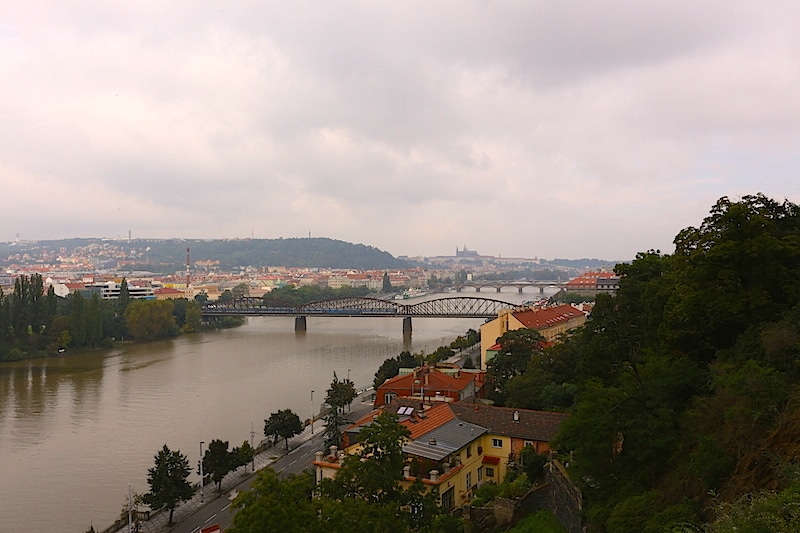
[429,438,437,445]
[429,470,439,482]
[513,410,520,422]
[403,465,411,478]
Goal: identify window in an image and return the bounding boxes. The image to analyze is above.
[466,471,472,489]
[486,467,495,477]
[492,438,503,448]
[384,392,396,404]
[441,487,455,510]
[477,466,483,481]
[466,445,472,458]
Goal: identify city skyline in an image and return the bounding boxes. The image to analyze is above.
[3,2,799,260]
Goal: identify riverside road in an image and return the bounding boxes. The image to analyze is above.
[119,389,378,533]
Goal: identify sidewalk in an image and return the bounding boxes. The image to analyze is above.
[115,390,375,533]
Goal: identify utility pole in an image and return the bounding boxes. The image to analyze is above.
[200,441,205,503]
[250,422,256,472]
[127,484,132,533]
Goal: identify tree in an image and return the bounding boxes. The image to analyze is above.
[319,411,411,504]
[322,404,347,451]
[201,439,234,491]
[69,291,87,347]
[382,272,392,293]
[230,470,317,533]
[486,328,546,404]
[325,372,357,413]
[232,283,250,299]
[218,289,234,303]
[142,444,193,525]
[85,294,103,348]
[117,278,131,314]
[264,409,303,450]
[232,440,255,470]
[124,300,177,341]
[374,351,418,389]
[184,300,202,333]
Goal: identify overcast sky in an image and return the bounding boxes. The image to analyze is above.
[3,1,799,260]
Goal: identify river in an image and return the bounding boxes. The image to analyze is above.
[0,290,549,531]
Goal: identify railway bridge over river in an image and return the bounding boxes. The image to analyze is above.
[201,296,521,335]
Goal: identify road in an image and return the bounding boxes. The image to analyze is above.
[166,396,375,533]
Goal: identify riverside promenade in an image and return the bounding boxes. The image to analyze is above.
[103,421,325,533]
[103,387,380,533]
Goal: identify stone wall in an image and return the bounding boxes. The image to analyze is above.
[541,460,584,533]
[459,460,584,533]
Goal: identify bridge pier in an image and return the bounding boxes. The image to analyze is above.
[540,287,545,294]
[456,287,462,293]
[295,316,307,332]
[402,317,412,338]
[518,287,524,294]
[496,287,502,293]
[475,287,480,292]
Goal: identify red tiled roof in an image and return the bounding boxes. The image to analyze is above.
[378,367,479,396]
[154,287,183,294]
[512,304,584,330]
[401,403,455,440]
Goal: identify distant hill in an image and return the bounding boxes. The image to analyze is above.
[0,237,412,272]
[545,257,626,270]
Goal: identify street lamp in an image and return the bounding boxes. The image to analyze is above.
[311,390,315,433]
[199,441,205,503]
[347,368,351,382]
[250,422,256,472]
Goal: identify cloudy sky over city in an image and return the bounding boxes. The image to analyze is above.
[3,1,799,260]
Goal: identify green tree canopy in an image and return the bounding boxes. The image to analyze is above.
[229,469,317,533]
[201,439,234,491]
[264,409,303,450]
[374,351,418,389]
[124,300,177,341]
[382,272,392,293]
[142,444,193,525]
[325,372,357,413]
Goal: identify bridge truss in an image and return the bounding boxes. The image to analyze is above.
[202,296,518,318]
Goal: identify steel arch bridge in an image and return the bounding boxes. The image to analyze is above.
[201,296,517,319]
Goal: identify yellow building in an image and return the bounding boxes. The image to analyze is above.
[314,401,568,510]
[479,304,586,369]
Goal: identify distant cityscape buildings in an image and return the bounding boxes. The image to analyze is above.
[1,239,618,303]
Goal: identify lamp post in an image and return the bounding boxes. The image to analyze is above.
[250,422,256,472]
[310,390,315,433]
[199,441,205,503]
[347,368,351,382]
[127,483,132,533]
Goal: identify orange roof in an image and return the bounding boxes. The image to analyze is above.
[401,403,455,440]
[344,402,455,441]
[379,367,478,395]
[512,304,584,330]
[154,287,183,294]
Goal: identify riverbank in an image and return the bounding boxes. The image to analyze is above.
[102,343,479,533]
[101,387,380,533]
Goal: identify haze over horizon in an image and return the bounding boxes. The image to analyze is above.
[3,2,799,261]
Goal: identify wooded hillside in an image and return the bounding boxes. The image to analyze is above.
[494,194,800,531]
